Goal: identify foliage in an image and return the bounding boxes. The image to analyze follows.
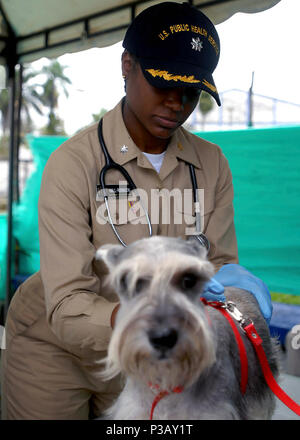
[76,108,108,134]
[92,108,107,123]
[38,60,71,135]
[199,91,214,130]
[40,113,66,136]
[0,89,9,134]
[39,61,71,111]
[0,60,72,139]
[21,67,44,133]
[0,67,45,139]
[199,91,214,115]
[0,135,9,159]
[271,292,300,305]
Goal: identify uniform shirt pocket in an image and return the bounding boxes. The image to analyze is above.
[174,187,216,235]
[95,197,147,225]
[94,196,150,248]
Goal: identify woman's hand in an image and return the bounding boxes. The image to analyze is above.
[111,304,120,328]
[202,264,273,324]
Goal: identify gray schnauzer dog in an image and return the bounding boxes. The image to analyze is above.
[96,236,278,420]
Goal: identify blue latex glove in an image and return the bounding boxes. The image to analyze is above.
[213,263,273,324]
[202,278,226,303]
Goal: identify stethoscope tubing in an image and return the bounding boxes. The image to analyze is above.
[97,118,209,251]
[98,119,152,246]
[98,119,137,194]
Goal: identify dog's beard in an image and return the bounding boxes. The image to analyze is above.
[102,296,216,391]
[121,326,215,391]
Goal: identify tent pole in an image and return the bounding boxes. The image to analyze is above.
[0,1,18,321]
[15,64,23,202]
[5,63,17,318]
[247,71,254,128]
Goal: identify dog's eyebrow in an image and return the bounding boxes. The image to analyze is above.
[125,241,203,261]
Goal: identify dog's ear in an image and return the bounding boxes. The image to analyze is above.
[95,244,125,271]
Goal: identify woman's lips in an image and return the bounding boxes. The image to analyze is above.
[154,115,179,129]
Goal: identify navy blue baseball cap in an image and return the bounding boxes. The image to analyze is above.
[123,2,221,106]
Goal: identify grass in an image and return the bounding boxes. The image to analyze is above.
[271,292,300,305]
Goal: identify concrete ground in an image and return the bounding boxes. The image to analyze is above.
[270,347,300,420]
[272,373,300,420]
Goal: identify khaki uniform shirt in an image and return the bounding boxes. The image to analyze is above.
[9,99,238,359]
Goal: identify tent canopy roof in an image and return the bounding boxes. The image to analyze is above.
[0,0,281,66]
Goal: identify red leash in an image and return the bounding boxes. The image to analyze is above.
[201,298,248,394]
[203,299,300,417]
[149,383,183,420]
[148,299,300,419]
[244,322,300,416]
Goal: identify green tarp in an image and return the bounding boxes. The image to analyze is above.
[196,125,300,296]
[0,135,68,300]
[0,212,7,298]
[0,125,300,300]
[13,135,68,276]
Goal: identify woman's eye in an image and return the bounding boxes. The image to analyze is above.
[181,273,198,290]
[184,88,201,102]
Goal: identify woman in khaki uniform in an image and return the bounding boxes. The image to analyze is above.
[1,2,272,419]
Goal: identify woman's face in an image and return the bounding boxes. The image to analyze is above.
[122,52,201,152]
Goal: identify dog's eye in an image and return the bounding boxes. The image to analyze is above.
[181,273,198,290]
[135,277,150,294]
[120,274,127,291]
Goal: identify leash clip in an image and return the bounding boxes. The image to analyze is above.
[224,301,253,332]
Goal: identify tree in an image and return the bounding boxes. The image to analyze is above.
[21,67,44,134]
[199,91,214,130]
[0,60,71,158]
[92,108,107,123]
[76,108,108,134]
[0,66,45,136]
[40,113,66,136]
[39,60,71,135]
[0,66,45,158]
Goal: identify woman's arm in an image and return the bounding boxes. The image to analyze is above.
[38,146,118,357]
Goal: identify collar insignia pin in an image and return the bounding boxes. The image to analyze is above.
[120,145,128,154]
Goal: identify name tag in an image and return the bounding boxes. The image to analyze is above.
[96,184,132,201]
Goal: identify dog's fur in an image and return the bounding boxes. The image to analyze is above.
[96,236,279,420]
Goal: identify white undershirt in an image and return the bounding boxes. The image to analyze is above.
[142,151,166,174]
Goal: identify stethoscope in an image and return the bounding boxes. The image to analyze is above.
[97,118,210,251]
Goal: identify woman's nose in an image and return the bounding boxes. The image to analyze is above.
[164,89,185,112]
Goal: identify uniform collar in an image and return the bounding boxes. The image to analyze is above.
[102,99,202,170]
[166,129,202,170]
[102,99,140,166]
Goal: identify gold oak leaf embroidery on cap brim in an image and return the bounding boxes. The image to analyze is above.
[202,79,217,93]
[146,69,200,84]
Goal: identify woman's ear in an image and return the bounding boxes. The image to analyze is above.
[121,50,134,78]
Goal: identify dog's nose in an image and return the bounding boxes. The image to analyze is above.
[148,327,178,354]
